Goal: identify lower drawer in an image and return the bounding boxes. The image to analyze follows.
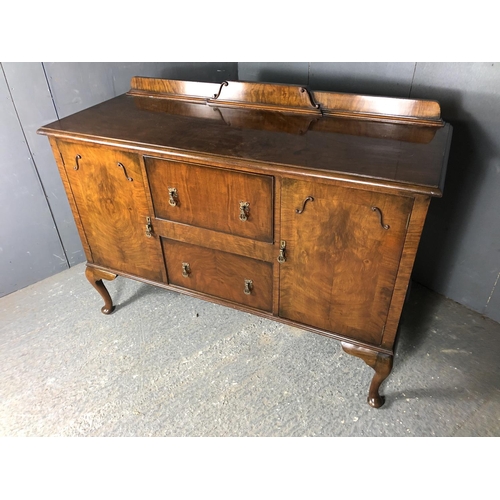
[162,239,273,312]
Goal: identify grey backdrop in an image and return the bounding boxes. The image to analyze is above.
[1,62,498,324]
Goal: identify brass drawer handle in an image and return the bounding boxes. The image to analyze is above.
[117,162,133,181]
[277,240,286,264]
[295,196,314,214]
[244,279,253,295]
[371,206,390,230]
[239,201,250,221]
[73,154,82,170]
[169,188,178,207]
[182,262,191,278]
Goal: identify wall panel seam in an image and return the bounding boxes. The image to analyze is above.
[1,62,69,267]
[41,62,60,120]
[408,62,418,98]
[484,270,500,313]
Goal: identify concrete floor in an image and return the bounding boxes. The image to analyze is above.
[1,263,499,437]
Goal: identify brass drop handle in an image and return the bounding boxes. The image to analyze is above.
[277,240,286,264]
[244,279,253,295]
[295,196,314,214]
[371,206,390,230]
[182,262,191,278]
[239,201,250,221]
[117,162,133,181]
[169,188,178,207]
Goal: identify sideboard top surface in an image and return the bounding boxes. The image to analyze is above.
[38,79,453,196]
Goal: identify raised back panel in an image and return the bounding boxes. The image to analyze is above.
[313,91,443,126]
[128,76,220,102]
[127,77,442,125]
[208,81,321,114]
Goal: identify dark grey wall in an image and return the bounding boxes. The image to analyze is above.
[0,64,67,295]
[0,62,237,298]
[410,63,500,324]
[240,63,500,323]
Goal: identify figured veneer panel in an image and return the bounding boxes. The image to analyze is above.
[314,91,442,125]
[207,80,322,114]
[128,76,220,101]
[145,157,274,242]
[162,239,273,312]
[279,178,414,345]
[57,140,163,281]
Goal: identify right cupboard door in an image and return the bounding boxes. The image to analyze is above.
[279,178,414,345]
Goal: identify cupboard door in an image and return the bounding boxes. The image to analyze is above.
[279,178,413,345]
[58,141,162,281]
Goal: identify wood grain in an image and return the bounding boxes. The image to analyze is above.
[145,157,274,242]
[48,137,93,261]
[162,239,273,312]
[279,178,413,345]
[313,90,442,125]
[380,195,431,350]
[341,342,393,408]
[38,93,452,193]
[152,218,275,263]
[57,140,163,281]
[127,78,442,126]
[85,266,117,314]
[128,77,220,102]
[208,80,321,114]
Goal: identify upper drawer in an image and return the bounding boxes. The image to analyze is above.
[144,157,274,242]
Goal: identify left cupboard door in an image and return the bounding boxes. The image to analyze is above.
[57,141,163,282]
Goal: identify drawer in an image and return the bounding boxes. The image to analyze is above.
[162,239,273,312]
[145,157,273,242]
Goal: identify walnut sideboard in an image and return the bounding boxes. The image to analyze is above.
[38,77,453,408]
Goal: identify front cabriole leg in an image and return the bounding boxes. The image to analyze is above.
[85,266,117,314]
[341,342,393,408]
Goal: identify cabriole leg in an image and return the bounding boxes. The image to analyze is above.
[85,266,117,314]
[341,342,393,408]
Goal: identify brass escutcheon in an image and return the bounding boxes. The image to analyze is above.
[145,216,152,238]
[277,240,286,264]
[239,201,250,221]
[244,279,253,295]
[182,262,191,278]
[168,188,178,207]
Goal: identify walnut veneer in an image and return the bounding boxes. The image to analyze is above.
[39,77,453,408]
